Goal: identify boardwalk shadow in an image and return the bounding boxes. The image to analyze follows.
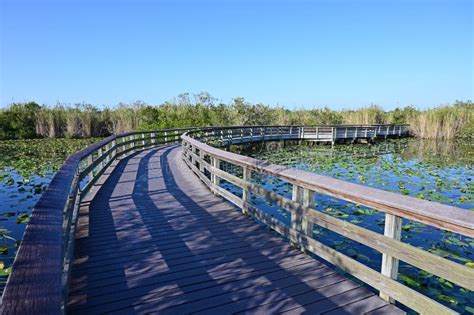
[68,145,370,314]
[126,146,348,313]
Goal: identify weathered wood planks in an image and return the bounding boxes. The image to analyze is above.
[67,145,400,314]
[181,126,473,314]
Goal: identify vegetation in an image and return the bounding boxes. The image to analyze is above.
[223,138,474,313]
[0,93,472,140]
[0,138,99,288]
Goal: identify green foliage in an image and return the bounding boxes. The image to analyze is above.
[0,102,40,139]
[0,94,472,140]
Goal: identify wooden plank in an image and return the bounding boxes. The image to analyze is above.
[68,144,400,314]
[278,287,375,315]
[195,160,474,292]
[128,261,333,314]
[182,134,474,237]
[243,203,456,314]
[366,304,406,314]
[246,182,474,291]
[184,273,352,315]
[380,213,403,302]
[71,258,317,313]
[323,295,390,315]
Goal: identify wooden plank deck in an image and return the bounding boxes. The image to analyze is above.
[67,145,404,314]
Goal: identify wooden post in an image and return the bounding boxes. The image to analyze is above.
[190,146,196,165]
[291,185,303,231]
[87,154,94,183]
[301,188,314,236]
[380,213,403,303]
[212,157,221,187]
[242,167,251,214]
[141,133,145,146]
[99,147,105,170]
[111,140,116,160]
[199,150,205,173]
[331,127,336,146]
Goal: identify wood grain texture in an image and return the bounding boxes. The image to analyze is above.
[192,157,474,291]
[182,134,474,237]
[0,125,410,314]
[67,145,398,314]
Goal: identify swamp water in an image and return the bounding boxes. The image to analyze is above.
[220,138,473,313]
[0,137,472,312]
[0,138,99,291]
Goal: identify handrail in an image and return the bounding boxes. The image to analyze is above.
[180,125,473,315]
[0,124,410,314]
[0,127,196,314]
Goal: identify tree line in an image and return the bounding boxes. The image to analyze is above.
[0,92,472,140]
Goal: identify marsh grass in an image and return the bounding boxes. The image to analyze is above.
[0,94,472,140]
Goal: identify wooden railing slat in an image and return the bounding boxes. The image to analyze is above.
[180,125,471,313]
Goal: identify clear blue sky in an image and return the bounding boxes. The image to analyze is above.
[1,0,472,109]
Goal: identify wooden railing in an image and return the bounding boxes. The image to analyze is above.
[0,124,410,314]
[181,126,474,315]
[0,128,194,314]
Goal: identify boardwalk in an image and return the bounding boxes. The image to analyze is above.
[67,145,402,314]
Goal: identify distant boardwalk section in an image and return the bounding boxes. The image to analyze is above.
[2,125,472,315]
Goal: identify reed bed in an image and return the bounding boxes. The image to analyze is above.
[0,94,471,140]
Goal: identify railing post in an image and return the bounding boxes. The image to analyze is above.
[99,147,105,170]
[130,135,135,152]
[190,146,196,165]
[212,157,221,187]
[199,150,205,173]
[291,185,314,249]
[242,167,251,214]
[291,185,303,231]
[301,188,314,236]
[111,139,117,158]
[331,127,336,146]
[87,154,94,183]
[380,213,403,303]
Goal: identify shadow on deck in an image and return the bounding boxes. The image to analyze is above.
[67,145,402,314]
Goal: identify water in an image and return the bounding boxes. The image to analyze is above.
[0,138,99,290]
[220,138,474,313]
[1,137,472,312]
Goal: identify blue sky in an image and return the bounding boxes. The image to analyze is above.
[1,0,472,109]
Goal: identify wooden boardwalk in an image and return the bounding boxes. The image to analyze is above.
[67,145,402,314]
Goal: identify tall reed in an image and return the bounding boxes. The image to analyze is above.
[0,97,472,140]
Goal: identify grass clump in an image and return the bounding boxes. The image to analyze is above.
[0,93,472,140]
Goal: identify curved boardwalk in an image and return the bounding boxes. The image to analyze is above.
[67,145,402,314]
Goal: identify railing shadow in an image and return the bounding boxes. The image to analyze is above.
[68,144,367,314]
